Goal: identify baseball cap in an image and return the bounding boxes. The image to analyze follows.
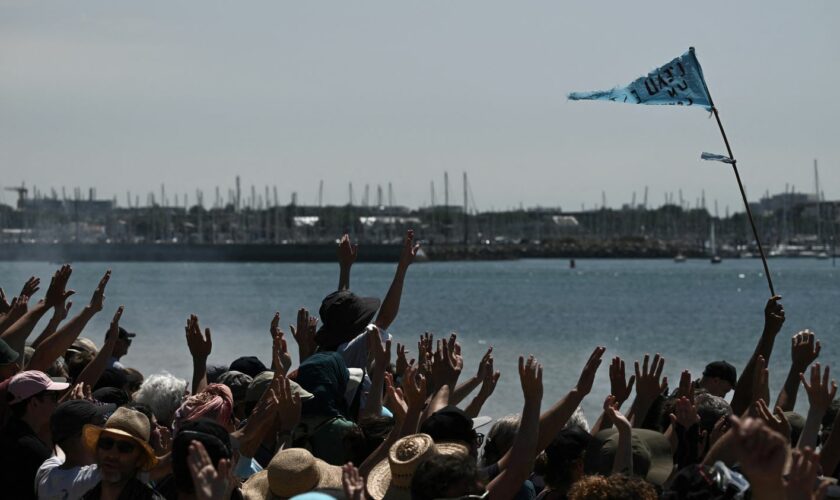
[51,400,116,444]
[8,370,70,404]
[217,370,253,403]
[245,371,314,403]
[118,327,136,341]
[703,361,737,387]
[0,338,20,364]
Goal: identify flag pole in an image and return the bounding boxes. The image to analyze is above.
[706,105,776,296]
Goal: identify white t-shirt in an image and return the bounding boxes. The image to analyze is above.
[36,456,100,500]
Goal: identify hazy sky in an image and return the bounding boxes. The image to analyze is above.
[1,1,837,212]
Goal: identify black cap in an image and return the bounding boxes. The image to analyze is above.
[546,426,592,464]
[419,406,476,445]
[0,338,19,365]
[315,290,380,351]
[217,370,252,403]
[206,364,228,384]
[229,356,267,379]
[117,327,136,340]
[93,387,131,406]
[51,400,116,444]
[94,367,128,391]
[703,361,737,387]
[172,419,232,494]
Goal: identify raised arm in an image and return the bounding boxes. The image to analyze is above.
[360,326,391,419]
[374,229,420,331]
[270,313,293,376]
[289,308,318,364]
[591,356,636,434]
[75,306,123,389]
[604,395,633,474]
[798,363,837,449]
[30,300,72,350]
[451,347,493,406]
[4,266,74,360]
[337,234,358,291]
[487,356,543,500]
[186,314,213,395]
[730,295,785,416]
[464,358,501,418]
[627,353,667,428]
[776,330,820,412]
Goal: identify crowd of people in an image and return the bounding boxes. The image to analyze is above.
[1,230,839,499]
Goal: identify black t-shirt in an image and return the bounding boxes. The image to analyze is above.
[0,416,52,500]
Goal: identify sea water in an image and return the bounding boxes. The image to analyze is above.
[2,258,838,421]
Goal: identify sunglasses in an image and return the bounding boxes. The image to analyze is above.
[475,432,485,446]
[97,436,138,454]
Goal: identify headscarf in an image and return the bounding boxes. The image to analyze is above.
[173,383,234,433]
[295,352,350,418]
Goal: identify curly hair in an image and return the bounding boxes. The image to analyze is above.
[568,474,657,500]
[133,372,188,428]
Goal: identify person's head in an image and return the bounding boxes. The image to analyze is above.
[700,361,737,397]
[229,356,267,379]
[66,350,95,383]
[46,356,69,380]
[94,367,129,392]
[481,414,519,467]
[83,407,158,484]
[245,371,314,416]
[173,383,235,433]
[7,370,69,425]
[122,367,144,395]
[241,448,343,499]
[821,399,840,445]
[568,474,657,500]
[419,406,481,457]
[0,337,21,381]
[315,290,380,351]
[544,426,593,491]
[133,372,188,428]
[694,392,733,433]
[93,387,132,407]
[411,453,483,500]
[112,327,135,360]
[51,400,115,465]
[172,419,232,494]
[344,415,395,466]
[217,370,252,420]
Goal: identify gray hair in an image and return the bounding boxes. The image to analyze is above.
[695,392,732,431]
[481,414,520,467]
[133,372,188,428]
[565,406,590,433]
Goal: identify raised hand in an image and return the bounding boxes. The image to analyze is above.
[270,312,292,375]
[477,357,501,401]
[105,306,125,349]
[754,355,770,403]
[604,394,631,432]
[576,346,606,395]
[395,342,411,378]
[367,325,391,372]
[669,396,700,429]
[519,355,544,404]
[785,448,823,500]
[338,234,358,268]
[0,288,9,315]
[755,399,791,442]
[730,417,788,495]
[801,363,837,414]
[764,295,785,335]
[44,265,74,308]
[88,270,111,313]
[609,356,635,405]
[20,276,40,299]
[791,330,821,372]
[384,372,407,421]
[398,229,421,269]
[276,374,302,432]
[634,353,667,402]
[477,347,494,380]
[402,364,427,412]
[342,463,365,500]
[676,369,695,401]
[290,308,318,363]
[185,314,212,361]
[187,441,233,500]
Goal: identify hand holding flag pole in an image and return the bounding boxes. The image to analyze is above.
[569,47,775,296]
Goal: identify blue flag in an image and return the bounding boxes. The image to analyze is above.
[569,48,713,111]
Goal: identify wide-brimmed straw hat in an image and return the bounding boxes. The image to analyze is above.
[366,433,469,500]
[82,407,158,470]
[242,448,343,500]
[584,428,673,486]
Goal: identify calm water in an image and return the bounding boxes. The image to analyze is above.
[2,258,839,422]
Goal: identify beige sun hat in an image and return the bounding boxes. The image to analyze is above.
[366,433,470,500]
[82,407,158,470]
[242,448,343,500]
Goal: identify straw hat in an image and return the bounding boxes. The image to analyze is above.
[242,448,343,500]
[82,407,158,470]
[366,433,469,500]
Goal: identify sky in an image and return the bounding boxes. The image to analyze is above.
[1,1,838,212]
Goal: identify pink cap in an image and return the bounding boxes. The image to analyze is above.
[8,370,70,405]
